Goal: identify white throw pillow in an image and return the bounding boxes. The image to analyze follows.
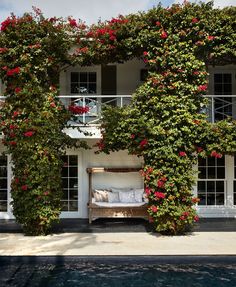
[119,190,136,203]
[133,189,144,203]
[93,189,109,202]
[108,191,120,203]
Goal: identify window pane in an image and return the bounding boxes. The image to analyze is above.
[214,84,223,95]
[198,181,206,193]
[61,167,68,178]
[69,178,78,189]
[224,85,232,94]
[79,72,87,82]
[198,157,206,166]
[62,178,68,189]
[0,190,7,200]
[216,194,224,205]
[0,156,7,166]
[198,168,206,179]
[0,167,7,177]
[216,181,224,193]
[61,201,68,211]
[217,167,225,179]
[88,83,96,94]
[198,194,206,205]
[208,157,215,167]
[223,74,232,83]
[69,201,78,211]
[207,181,215,193]
[207,194,215,205]
[69,156,77,166]
[234,181,236,205]
[0,201,7,211]
[69,167,78,177]
[208,167,216,179]
[0,179,7,189]
[62,189,68,200]
[71,72,79,82]
[71,83,79,94]
[214,74,222,83]
[89,72,96,82]
[217,157,225,166]
[69,189,78,200]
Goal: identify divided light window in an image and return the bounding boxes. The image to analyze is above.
[71,72,96,94]
[234,156,236,205]
[197,156,225,206]
[214,73,232,121]
[61,155,78,212]
[0,155,8,212]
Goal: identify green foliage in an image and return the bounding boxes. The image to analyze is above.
[91,2,236,234]
[0,11,88,235]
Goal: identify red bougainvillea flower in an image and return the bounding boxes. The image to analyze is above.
[13,111,20,118]
[68,105,89,114]
[15,178,19,184]
[24,131,35,137]
[192,197,200,203]
[9,141,17,146]
[15,87,22,93]
[160,31,168,39]
[194,215,199,222]
[154,191,166,199]
[109,35,116,41]
[145,187,152,195]
[151,205,158,213]
[198,84,208,92]
[10,124,17,130]
[1,17,17,31]
[179,151,187,157]
[130,134,135,139]
[6,67,21,76]
[155,21,161,26]
[208,36,215,41]
[149,216,154,223]
[44,191,49,196]
[21,185,28,191]
[0,48,8,53]
[50,102,56,108]
[69,18,77,27]
[2,66,8,71]
[143,51,148,56]
[140,139,148,148]
[191,17,199,23]
[157,176,167,188]
[196,146,203,153]
[211,150,222,158]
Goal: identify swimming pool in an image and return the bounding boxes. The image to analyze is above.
[1,256,236,287]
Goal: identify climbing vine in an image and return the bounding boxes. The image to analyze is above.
[1,2,236,235]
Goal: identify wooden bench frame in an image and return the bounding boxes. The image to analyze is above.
[87,167,148,224]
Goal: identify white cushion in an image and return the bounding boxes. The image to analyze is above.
[108,192,120,203]
[93,189,109,202]
[119,190,136,203]
[111,187,133,193]
[133,189,144,203]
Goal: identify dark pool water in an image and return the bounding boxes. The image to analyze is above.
[1,262,236,287]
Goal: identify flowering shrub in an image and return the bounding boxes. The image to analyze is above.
[0,10,88,235]
[91,2,236,234]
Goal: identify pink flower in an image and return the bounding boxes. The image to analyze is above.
[198,84,208,92]
[9,141,17,146]
[21,185,28,191]
[194,215,199,222]
[0,48,8,53]
[6,67,20,76]
[24,131,35,137]
[130,134,135,139]
[15,178,19,184]
[50,102,56,108]
[160,31,168,39]
[157,177,167,189]
[155,21,161,26]
[69,18,77,27]
[208,36,215,41]
[143,51,148,56]
[151,205,158,213]
[211,150,222,158]
[179,151,187,157]
[44,191,49,196]
[191,18,199,23]
[145,187,152,196]
[109,35,116,41]
[15,87,22,93]
[196,147,203,153]
[154,191,166,199]
[140,139,148,148]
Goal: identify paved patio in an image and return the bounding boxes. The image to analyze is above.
[0,218,236,256]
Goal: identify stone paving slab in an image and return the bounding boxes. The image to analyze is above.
[0,232,236,256]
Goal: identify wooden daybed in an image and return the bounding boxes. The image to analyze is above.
[87,167,148,224]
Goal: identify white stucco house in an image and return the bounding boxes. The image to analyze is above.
[0,58,236,220]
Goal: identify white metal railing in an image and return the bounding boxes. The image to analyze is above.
[58,95,132,124]
[204,95,236,123]
[1,94,236,124]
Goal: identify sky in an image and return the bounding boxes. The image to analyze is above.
[0,0,235,24]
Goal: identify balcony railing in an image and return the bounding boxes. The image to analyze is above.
[204,95,236,123]
[59,95,132,124]
[0,95,236,124]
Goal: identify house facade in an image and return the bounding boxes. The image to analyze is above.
[0,58,236,220]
